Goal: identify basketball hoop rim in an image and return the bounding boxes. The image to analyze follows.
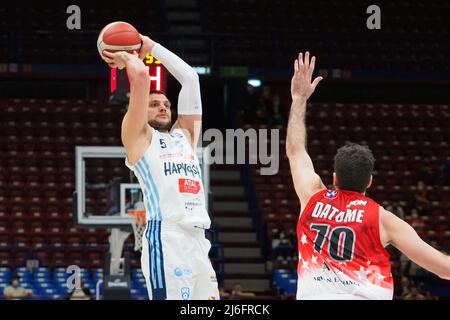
[128,210,146,225]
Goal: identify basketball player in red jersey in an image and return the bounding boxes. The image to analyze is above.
[287,52,450,300]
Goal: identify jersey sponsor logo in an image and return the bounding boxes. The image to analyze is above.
[174,268,192,277]
[185,198,202,211]
[171,132,184,139]
[160,152,183,159]
[179,178,201,194]
[107,278,128,288]
[347,200,368,208]
[181,287,190,300]
[312,274,361,287]
[184,154,195,161]
[163,161,201,179]
[324,190,337,199]
[174,268,183,277]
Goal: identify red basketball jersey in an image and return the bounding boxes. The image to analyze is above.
[296,189,393,300]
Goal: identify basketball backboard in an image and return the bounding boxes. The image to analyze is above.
[73,146,210,228]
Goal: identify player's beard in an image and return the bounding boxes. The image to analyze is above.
[149,118,172,132]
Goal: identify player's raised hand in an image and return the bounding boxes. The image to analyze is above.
[291,51,323,100]
[137,34,157,61]
[101,50,139,69]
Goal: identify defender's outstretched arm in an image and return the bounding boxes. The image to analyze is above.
[287,52,325,209]
[380,207,450,280]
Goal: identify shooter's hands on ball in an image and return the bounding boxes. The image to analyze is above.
[101,50,140,69]
[291,51,323,100]
[101,33,156,69]
[137,34,157,60]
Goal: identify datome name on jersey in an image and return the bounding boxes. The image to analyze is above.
[311,201,367,223]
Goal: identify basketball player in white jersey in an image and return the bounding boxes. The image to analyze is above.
[287,51,450,299]
[101,35,219,300]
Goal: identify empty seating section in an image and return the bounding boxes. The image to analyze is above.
[1,1,164,64]
[2,1,448,70]
[200,0,448,70]
[0,99,142,270]
[273,269,297,295]
[0,98,147,299]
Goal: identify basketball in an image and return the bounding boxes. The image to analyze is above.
[97,21,142,57]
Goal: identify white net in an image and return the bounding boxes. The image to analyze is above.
[128,200,146,252]
[131,217,146,252]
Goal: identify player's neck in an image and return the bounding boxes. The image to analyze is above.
[152,127,169,133]
[335,187,366,196]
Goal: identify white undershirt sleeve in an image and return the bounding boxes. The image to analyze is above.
[151,43,202,115]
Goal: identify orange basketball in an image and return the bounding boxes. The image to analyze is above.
[97,21,142,57]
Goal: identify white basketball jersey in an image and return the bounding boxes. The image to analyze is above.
[125,127,211,229]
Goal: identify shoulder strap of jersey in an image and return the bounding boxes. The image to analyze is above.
[300,188,327,217]
[309,188,328,204]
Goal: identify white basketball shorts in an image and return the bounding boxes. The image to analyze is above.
[140,220,220,300]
